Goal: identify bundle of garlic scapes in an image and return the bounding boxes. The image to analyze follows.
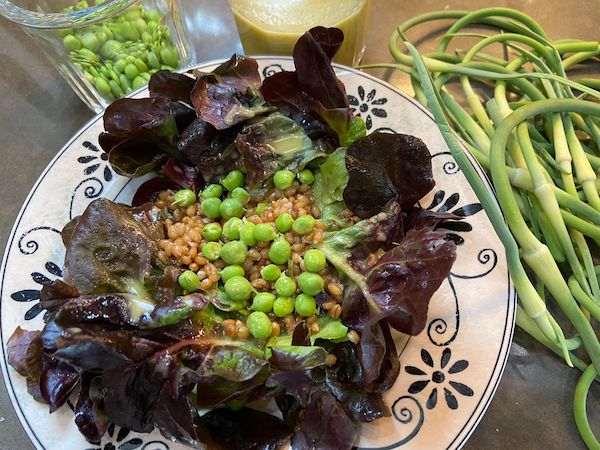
[366,7,600,449]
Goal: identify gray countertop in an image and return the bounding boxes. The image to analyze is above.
[0,0,598,449]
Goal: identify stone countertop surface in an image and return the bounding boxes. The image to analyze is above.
[0,0,598,449]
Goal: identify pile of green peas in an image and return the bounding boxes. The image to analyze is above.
[175,167,333,340]
[60,0,181,101]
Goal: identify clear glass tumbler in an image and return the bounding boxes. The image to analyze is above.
[228,0,371,66]
[0,0,195,112]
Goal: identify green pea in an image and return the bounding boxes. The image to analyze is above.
[292,215,315,235]
[99,65,110,78]
[173,189,196,207]
[113,58,127,73]
[221,170,244,191]
[246,311,272,339]
[273,296,294,317]
[298,169,315,185]
[275,275,296,297]
[132,75,146,90]
[83,72,95,84]
[201,197,222,219]
[303,249,326,273]
[134,17,148,33]
[251,292,276,313]
[222,217,243,240]
[160,46,179,67]
[109,79,124,98]
[273,170,295,190]
[63,35,82,51]
[95,77,111,96]
[231,187,250,205]
[147,19,158,30]
[178,270,200,292]
[147,51,160,69]
[224,276,253,302]
[295,293,317,317]
[219,198,244,220]
[219,265,245,282]
[202,242,221,261]
[239,221,256,246]
[125,55,136,64]
[268,239,291,264]
[203,223,222,241]
[260,264,281,281]
[220,241,247,265]
[275,213,293,232]
[58,28,72,38]
[254,223,276,242]
[80,32,101,51]
[201,184,223,199]
[297,272,324,296]
[161,64,176,71]
[134,58,148,73]
[255,202,267,216]
[124,63,139,80]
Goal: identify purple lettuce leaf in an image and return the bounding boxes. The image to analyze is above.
[291,390,358,450]
[344,131,435,218]
[191,55,271,130]
[74,373,109,443]
[199,408,292,450]
[149,70,195,103]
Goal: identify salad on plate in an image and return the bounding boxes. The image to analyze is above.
[7,27,459,450]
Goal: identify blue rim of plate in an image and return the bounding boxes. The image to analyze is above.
[0,56,516,450]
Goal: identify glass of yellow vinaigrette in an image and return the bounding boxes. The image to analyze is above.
[228,0,370,66]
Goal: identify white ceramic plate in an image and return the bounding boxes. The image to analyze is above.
[0,57,515,450]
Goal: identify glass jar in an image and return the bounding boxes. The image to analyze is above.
[0,0,195,112]
[228,0,371,66]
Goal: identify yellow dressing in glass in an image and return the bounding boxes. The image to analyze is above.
[229,0,370,66]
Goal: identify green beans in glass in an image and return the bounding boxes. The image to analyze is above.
[27,0,194,112]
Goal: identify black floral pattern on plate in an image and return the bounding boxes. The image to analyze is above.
[85,424,169,450]
[10,261,62,320]
[405,348,474,410]
[348,86,387,130]
[79,141,112,182]
[424,190,483,245]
